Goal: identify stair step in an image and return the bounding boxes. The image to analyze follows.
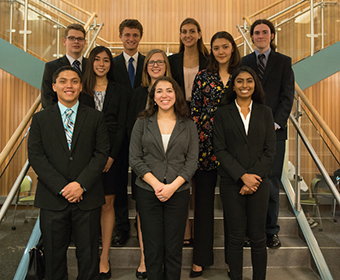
[66,266,320,280]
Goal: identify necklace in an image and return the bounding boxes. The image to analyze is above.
[95,82,107,88]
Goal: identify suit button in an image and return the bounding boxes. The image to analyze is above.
[70,157,73,160]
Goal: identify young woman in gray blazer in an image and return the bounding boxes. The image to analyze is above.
[130,76,199,280]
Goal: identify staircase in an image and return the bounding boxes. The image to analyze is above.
[65,186,321,279]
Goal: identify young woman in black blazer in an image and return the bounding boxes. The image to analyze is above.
[214,66,276,280]
[168,18,208,105]
[127,48,172,279]
[80,46,128,279]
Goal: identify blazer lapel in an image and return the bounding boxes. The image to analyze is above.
[71,104,86,152]
[116,54,131,88]
[166,118,185,152]
[50,104,70,154]
[134,53,144,88]
[229,103,248,143]
[247,103,259,138]
[102,81,114,112]
[147,113,165,155]
[262,51,278,85]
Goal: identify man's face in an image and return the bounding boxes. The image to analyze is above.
[52,70,82,108]
[251,23,274,53]
[63,29,86,58]
[119,27,141,54]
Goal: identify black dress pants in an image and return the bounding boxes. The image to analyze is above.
[220,177,270,280]
[192,169,217,266]
[40,204,101,280]
[136,187,189,280]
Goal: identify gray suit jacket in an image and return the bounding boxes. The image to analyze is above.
[129,113,199,192]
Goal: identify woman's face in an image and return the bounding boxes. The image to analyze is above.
[180,23,201,48]
[211,38,233,67]
[233,71,255,101]
[93,51,111,77]
[154,81,176,112]
[147,53,166,81]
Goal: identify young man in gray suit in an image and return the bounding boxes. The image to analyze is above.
[29,66,109,280]
[241,19,294,249]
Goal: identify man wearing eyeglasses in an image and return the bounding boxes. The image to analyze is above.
[41,23,88,109]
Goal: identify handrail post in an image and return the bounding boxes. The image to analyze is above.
[23,0,28,52]
[9,1,13,44]
[310,0,314,56]
[294,96,302,211]
[321,0,325,49]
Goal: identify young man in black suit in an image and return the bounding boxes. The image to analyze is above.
[111,19,146,246]
[41,23,88,108]
[241,19,294,249]
[28,66,109,280]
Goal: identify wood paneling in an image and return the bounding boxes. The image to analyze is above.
[0,0,339,196]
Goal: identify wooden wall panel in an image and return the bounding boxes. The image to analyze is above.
[1,0,340,197]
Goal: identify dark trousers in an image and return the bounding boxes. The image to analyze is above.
[136,187,189,280]
[266,140,285,235]
[114,139,130,233]
[40,204,101,280]
[192,169,217,266]
[220,177,270,280]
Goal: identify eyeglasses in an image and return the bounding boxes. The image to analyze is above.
[147,60,165,66]
[65,36,85,42]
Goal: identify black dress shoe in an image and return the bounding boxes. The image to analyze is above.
[189,266,204,278]
[100,261,111,279]
[135,267,147,279]
[112,230,130,247]
[267,234,281,249]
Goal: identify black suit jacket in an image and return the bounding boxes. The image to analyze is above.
[168,51,208,98]
[28,103,109,211]
[79,80,129,160]
[241,51,294,140]
[41,55,88,108]
[112,52,145,94]
[214,102,276,184]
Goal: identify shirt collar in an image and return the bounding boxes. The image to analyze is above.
[66,53,83,65]
[235,99,253,113]
[58,101,79,115]
[123,51,139,64]
[254,48,271,61]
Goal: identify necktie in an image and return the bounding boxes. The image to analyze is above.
[128,57,135,87]
[73,60,81,72]
[64,109,74,150]
[257,54,265,80]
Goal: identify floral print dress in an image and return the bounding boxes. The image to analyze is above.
[190,69,230,171]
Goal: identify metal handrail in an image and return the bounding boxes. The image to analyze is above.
[84,22,104,57]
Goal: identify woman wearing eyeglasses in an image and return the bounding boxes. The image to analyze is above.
[127,49,172,279]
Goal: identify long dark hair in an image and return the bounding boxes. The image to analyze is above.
[222,66,265,105]
[179,18,209,57]
[206,31,241,74]
[82,46,114,96]
[138,76,189,119]
[250,19,277,50]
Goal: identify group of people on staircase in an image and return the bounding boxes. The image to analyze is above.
[28,15,294,280]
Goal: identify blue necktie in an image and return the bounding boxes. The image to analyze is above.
[128,57,135,87]
[73,60,81,72]
[64,109,74,150]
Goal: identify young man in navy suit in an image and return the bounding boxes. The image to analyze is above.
[29,66,109,280]
[41,24,88,108]
[111,19,146,246]
[241,19,294,249]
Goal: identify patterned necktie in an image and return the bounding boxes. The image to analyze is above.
[64,109,74,150]
[73,60,81,72]
[257,54,265,81]
[128,57,135,87]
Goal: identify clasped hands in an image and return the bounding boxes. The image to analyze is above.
[240,173,262,196]
[154,182,176,202]
[62,181,84,203]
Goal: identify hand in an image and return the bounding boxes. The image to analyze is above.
[62,182,84,203]
[103,157,114,172]
[155,184,177,202]
[241,173,262,192]
[239,185,254,195]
